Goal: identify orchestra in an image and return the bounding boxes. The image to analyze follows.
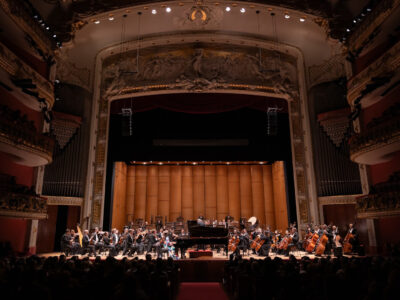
[60,217,361,259]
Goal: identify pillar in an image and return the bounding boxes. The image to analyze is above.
[204,165,217,220]
[239,165,253,219]
[262,165,276,229]
[228,165,241,221]
[169,165,182,221]
[158,165,170,221]
[181,166,194,221]
[193,165,205,219]
[216,165,229,221]
[126,165,135,223]
[250,165,266,225]
[146,165,158,222]
[134,165,147,220]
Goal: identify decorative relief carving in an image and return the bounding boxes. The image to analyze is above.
[173,2,223,27]
[56,56,91,90]
[318,195,358,205]
[46,195,83,206]
[0,193,47,219]
[308,54,347,89]
[101,43,298,98]
[90,42,312,228]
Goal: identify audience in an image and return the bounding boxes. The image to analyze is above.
[0,255,179,300]
[224,255,400,300]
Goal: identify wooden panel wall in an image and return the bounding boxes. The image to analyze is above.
[112,162,289,230]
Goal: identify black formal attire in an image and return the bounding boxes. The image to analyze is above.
[238,233,250,255]
[103,235,116,256]
[259,234,272,256]
[60,233,73,255]
[146,233,157,253]
[136,234,145,254]
[284,232,299,256]
[156,220,163,231]
[82,234,96,256]
[123,233,134,255]
[91,232,103,254]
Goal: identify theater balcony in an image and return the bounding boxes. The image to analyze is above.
[0,106,54,166]
[0,173,47,219]
[349,104,400,165]
[347,40,400,109]
[356,171,400,219]
[0,41,54,111]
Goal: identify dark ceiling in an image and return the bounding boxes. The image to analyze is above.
[27,0,375,43]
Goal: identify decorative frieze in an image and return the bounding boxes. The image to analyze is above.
[45,195,83,206]
[0,193,47,219]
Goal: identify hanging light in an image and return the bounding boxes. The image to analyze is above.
[225,6,231,12]
[240,8,246,13]
[166,7,172,13]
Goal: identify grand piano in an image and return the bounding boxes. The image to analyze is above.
[175,220,229,257]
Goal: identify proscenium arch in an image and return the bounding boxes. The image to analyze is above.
[84,33,319,233]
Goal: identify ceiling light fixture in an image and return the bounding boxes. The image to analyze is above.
[299,17,305,22]
[94,20,100,24]
[240,8,246,13]
[284,13,290,19]
[152,9,157,15]
[346,28,350,32]
[353,19,357,23]
[225,6,231,12]
[108,16,114,21]
[53,34,57,38]
[166,7,171,13]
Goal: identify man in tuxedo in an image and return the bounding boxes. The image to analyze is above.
[60,229,73,256]
[82,229,96,256]
[156,219,163,231]
[348,223,359,252]
[91,227,103,255]
[145,230,157,254]
[283,227,299,257]
[103,231,116,257]
[259,230,272,256]
[123,229,134,256]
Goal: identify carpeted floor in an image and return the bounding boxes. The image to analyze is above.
[177,282,229,300]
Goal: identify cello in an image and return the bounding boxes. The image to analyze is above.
[228,236,240,252]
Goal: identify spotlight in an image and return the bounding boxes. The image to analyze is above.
[166,7,171,13]
[46,26,50,30]
[366,8,371,12]
[225,6,231,12]
[53,34,57,38]
[353,19,357,23]
[346,28,350,32]
[34,15,38,19]
[108,16,114,21]
[284,14,290,19]
[299,17,305,22]
[152,9,157,14]
[240,8,246,13]
[94,20,100,24]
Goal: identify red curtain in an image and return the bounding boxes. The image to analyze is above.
[110,93,288,114]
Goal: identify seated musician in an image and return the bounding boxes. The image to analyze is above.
[284,227,299,256]
[70,229,81,255]
[197,216,205,226]
[145,230,158,255]
[103,231,116,257]
[238,229,250,255]
[60,229,73,256]
[123,229,134,256]
[135,229,145,254]
[82,229,96,257]
[259,230,272,256]
[332,226,343,257]
[92,227,104,255]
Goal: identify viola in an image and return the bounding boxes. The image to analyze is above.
[306,233,319,253]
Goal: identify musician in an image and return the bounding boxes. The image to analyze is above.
[123,229,134,256]
[145,230,157,254]
[70,229,81,255]
[238,229,250,256]
[60,229,73,256]
[332,226,343,257]
[111,228,122,255]
[178,228,188,258]
[197,216,205,227]
[156,218,163,231]
[135,229,145,254]
[259,230,272,256]
[103,231,116,257]
[82,229,96,257]
[283,227,299,256]
[324,225,334,255]
[91,227,104,255]
[347,223,359,252]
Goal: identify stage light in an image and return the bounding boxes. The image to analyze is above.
[240,8,246,13]
[152,9,157,15]
[366,8,371,12]
[353,19,357,23]
[166,7,171,13]
[53,34,57,38]
[346,28,350,32]
[284,13,290,19]
[225,6,231,12]
[94,20,100,24]
[299,17,305,22]
[46,26,50,30]
[108,16,114,21]
[34,15,38,19]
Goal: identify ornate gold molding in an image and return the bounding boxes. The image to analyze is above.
[0,41,55,109]
[347,40,400,106]
[319,195,359,206]
[45,195,83,206]
[0,193,47,220]
[0,0,54,59]
[349,118,400,164]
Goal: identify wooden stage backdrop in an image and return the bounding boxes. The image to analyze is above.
[111,162,289,231]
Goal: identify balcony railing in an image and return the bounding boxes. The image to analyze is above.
[349,117,400,164]
[0,192,47,219]
[0,113,54,166]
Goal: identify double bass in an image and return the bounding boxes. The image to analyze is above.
[315,234,328,256]
[306,232,319,253]
[343,232,354,254]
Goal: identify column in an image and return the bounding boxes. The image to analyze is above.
[193,165,205,219]
[250,165,266,225]
[204,165,217,220]
[158,165,170,221]
[146,165,158,222]
[181,166,194,221]
[134,165,147,220]
[126,165,135,223]
[228,165,241,221]
[216,165,229,221]
[239,165,253,219]
[169,165,182,221]
[262,165,276,229]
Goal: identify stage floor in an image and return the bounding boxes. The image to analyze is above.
[37,249,355,261]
